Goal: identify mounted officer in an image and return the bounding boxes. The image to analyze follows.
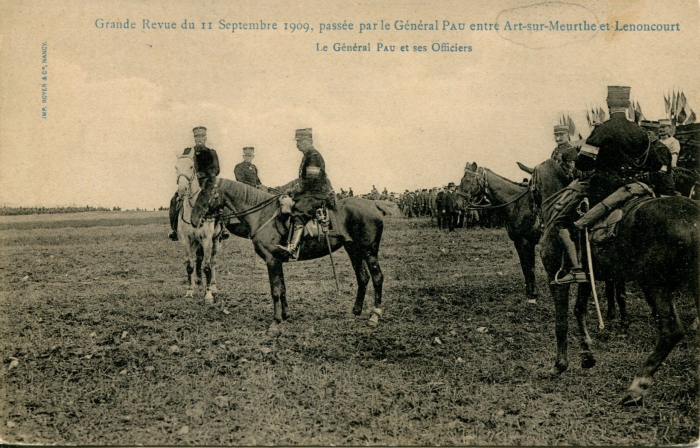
[573,86,651,227]
[551,86,649,284]
[551,124,578,177]
[658,118,681,168]
[234,146,263,188]
[169,126,227,241]
[278,128,335,259]
[639,120,675,196]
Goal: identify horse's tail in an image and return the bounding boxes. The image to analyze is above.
[374,200,398,216]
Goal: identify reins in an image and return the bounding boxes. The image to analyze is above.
[459,167,530,210]
[219,194,282,220]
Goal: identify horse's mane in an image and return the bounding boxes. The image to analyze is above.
[219,178,274,205]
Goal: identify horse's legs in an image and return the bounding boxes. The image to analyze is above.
[622,283,685,405]
[364,250,384,326]
[574,282,596,369]
[201,235,215,305]
[344,243,370,316]
[265,257,287,323]
[514,238,538,299]
[184,238,198,298]
[185,259,195,298]
[209,234,219,295]
[549,281,571,375]
[195,245,203,286]
[605,281,617,321]
[615,282,628,329]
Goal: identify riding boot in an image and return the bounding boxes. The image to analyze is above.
[278,224,304,259]
[168,193,180,241]
[551,228,588,284]
[573,201,610,230]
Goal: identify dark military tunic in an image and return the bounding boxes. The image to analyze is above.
[183,146,220,184]
[292,147,334,220]
[234,161,261,187]
[576,112,649,202]
[641,139,675,195]
[551,142,578,164]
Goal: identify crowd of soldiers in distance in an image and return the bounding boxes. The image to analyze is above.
[335,184,503,231]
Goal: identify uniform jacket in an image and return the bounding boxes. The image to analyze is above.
[551,142,578,164]
[576,112,649,200]
[436,191,446,211]
[183,146,220,180]
[234,161,261,187]
[295,148,333,197]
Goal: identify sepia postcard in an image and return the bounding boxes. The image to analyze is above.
[1,0,698,446]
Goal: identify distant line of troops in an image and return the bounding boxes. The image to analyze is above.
[397,184,499,230]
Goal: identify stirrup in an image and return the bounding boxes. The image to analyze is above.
[551,269,588,285]
[220,229,230,240]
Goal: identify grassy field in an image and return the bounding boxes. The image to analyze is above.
[0,211,697,445]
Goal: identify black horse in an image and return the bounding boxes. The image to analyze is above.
[532,158,700,405]
[459,162,541,299]
[211,179,386,330]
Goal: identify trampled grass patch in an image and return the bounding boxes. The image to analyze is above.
[0,213,697,445]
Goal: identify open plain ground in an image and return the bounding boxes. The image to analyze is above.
[0,210,697,445]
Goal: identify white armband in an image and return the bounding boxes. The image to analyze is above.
[580,144,599,159]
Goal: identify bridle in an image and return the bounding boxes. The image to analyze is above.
[176,157,201,225]
[457,167,530,210]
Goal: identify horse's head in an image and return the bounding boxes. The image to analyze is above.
[458,161,487,202]
[175,155,199,196]
[531,158,570,201]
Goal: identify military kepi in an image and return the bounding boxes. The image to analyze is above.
[659,118,673,126]
[553,124,569,134]
[192,126,207,136]
[606,86,631,108]
[640,120,660,130]
[243,147,254,155]
[295,128,312,140]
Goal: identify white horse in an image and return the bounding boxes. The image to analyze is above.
[175,154,221,304]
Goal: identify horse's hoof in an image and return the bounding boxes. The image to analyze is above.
[210,285,218,295]
[185,290,194,298]
[352,307,362,316]
[581,356,596,369]
[618,393,643,407]
[205,295,214,305]
[267,323,281,337]
[550,361,568,376]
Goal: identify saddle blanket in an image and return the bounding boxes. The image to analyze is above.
[589,196,654,244]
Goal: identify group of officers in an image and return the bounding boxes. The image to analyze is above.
[545,85,681,284]
[168,85,683,268]
[169,127,333,259]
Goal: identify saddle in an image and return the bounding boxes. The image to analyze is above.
[278,195,346,242]
[588,196,654,244]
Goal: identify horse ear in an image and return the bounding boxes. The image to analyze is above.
[471,162,478,171]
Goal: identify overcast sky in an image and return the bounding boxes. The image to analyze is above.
[1,0,698,209]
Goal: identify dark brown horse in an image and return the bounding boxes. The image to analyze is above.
[533,158,700,405]
[458,162,541,299]
[213,178,385,330]
[517,161,629,326]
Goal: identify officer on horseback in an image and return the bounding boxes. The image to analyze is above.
[658,118,681,168]
[551,124,578,176]
[169,126,228,241]
[278,128,335,259]
[573,86,651,229]
[550,86,650,284]
[234,146,263,188]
